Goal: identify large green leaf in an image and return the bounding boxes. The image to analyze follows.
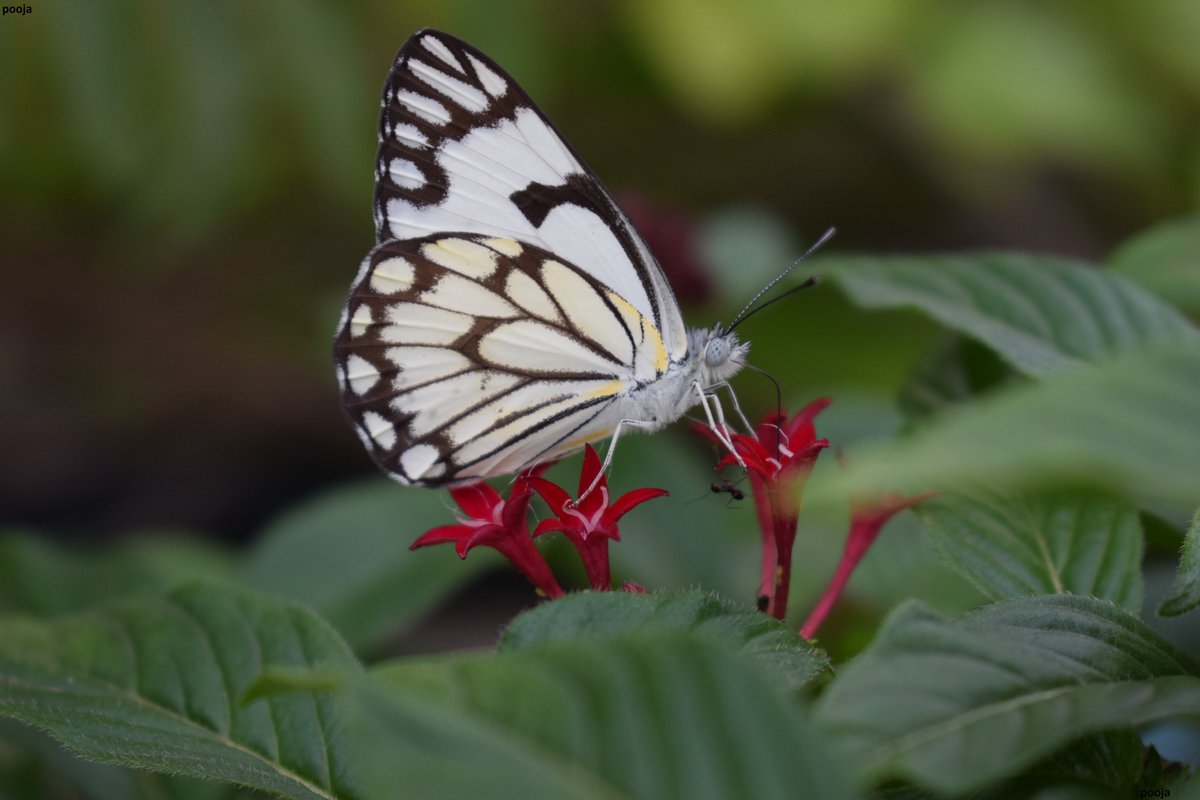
[367,636,855,800]
[822,252,1198,377]
[0,581,364,800]
[1159,507,1200,617]
[500,590,829,691]
[896,336,1011,420]
[812,343,1200,512]
[1110,215,1200,310]
[814,595,1200,794]
[0,530,233,616]
[919,490,1144,611]
[970,730,1146,800]
[241,479,493,655]
[0,718,234,800]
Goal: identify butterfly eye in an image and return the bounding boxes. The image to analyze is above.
[704,338,730,367]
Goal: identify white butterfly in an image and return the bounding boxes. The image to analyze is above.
[333,28,750,487]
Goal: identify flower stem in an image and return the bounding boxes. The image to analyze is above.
[770,518,794,621]
[798,544,856,638]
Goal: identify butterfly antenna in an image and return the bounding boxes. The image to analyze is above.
[723,226,836,335]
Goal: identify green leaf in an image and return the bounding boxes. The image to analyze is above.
[1110,215,1200,310]
[1158,507,1200,617]
[0,718,233,800]
[0,581,364,800]
[367,636,856,800]
[919,490,1144,611]
[812,343,1200,513]
[822,252,1198,377]
[500,590,829,691]
[0,530,233,616]
[241,479,491,655]
[814,595,1200,794]
[971,730,1146,800]
[896,337,1010,420]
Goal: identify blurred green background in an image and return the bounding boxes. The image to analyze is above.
[2,0,1199,638]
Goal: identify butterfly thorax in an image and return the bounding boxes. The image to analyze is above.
[616,326,747,432]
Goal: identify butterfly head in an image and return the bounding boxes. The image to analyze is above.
[692,326,749,387]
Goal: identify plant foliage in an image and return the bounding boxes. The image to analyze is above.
[2,218,1198,797]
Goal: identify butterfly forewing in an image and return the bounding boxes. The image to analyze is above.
[334,234,671,485]
[373,28,687,358]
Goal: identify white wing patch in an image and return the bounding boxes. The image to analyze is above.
[422,272,520,318]
[400,443,441,480]
[385,346,472,386]
[361,410,397,450]
[387,158,425,190]
[379,302,474,345]
[466,53,507,98]
[396,90,450,125]
[409,58,490,114]
[421,238,499,278]
[540,259,633,365]
[391,123,427,148]
[419,35,463,73]
[483,237,522,257]
[349,305,373,337]
[455,401,607,475]
[343,354,381,396]
[504,269,562,323]
[393,371,522,438]
[478,319,622,374]
[513,107,582,178]
[369,256,416,294]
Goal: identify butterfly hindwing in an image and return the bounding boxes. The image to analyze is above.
[334,233,671,485]
[374,28,688,361]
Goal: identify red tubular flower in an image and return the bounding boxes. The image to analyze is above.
[411,481,563,598]
[528,444,668,590]
[699,397,831,620]
[798,489,939,640]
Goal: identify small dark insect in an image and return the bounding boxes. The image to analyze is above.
[710,480,746,502]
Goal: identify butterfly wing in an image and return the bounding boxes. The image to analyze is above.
[334,28,694,484]
[334,234,671,485]
[372,28,687,359]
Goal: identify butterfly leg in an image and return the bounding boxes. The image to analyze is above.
[571,418,655,507]
[707,380,754,434]
[693,381,748,470]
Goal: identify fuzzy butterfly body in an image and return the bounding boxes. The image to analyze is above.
[334,29,746,486]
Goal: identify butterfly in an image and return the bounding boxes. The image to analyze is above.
[333,28,752,487]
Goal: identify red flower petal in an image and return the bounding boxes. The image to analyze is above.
[577,444,603,493]
[410,524,471,554]
[528,476,573,518]
[784,397,832,438]
[575,444,608,518]
[499,486,535,532]
[449,483,502,520]
[605,487,669,523]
